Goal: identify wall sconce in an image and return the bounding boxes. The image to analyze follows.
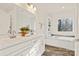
[48,18,51,31]
[26,3,37,12]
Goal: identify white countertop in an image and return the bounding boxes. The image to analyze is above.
[0,34,42,50]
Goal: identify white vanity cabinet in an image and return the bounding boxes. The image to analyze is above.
[0,34,45,56]
[27,37,45,56]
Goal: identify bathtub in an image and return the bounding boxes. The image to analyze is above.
[46,36,75,50]
[53,36,75,41]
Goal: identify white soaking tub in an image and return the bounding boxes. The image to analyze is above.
[46,35,75,50]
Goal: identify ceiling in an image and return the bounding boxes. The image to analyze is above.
[0,3,77,15]
[0,3,16,13]
[33,3,76,14]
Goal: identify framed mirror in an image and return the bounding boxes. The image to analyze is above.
[15,6,36,34]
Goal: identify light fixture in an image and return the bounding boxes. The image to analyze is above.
[30,4,33,8]
[34,7,36,11]
[26,3,37,12]
[15,3,36,14]
[62,6,65,9]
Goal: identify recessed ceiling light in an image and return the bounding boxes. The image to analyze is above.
[62,6,65,9]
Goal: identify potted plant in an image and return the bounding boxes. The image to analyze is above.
[20,26,30,37]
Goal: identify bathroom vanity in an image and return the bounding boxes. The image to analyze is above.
[0,34,45,56]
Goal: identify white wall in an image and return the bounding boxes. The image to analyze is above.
[77,4,79,34]
[0,10,10,35]
[50,9,76,36]
[36,5,77,36]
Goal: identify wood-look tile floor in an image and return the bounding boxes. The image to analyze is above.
[42,45,75,56]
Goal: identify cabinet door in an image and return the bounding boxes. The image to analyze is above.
[28,37,45,56]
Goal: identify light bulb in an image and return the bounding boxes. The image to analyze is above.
[30,4,33,8]
[62,6,65,9]
[34,7,36,11]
